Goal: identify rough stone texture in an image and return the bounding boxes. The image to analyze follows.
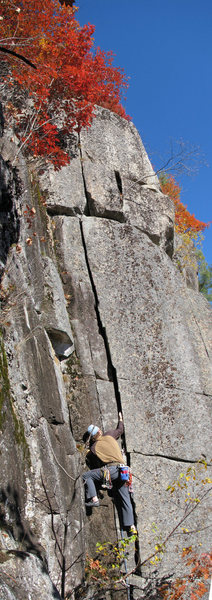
[80,107,175,256]
[41,256,75,358]
[39,132,87,216]
[55,213,212,588]
[0,554,61,600]
[0,106,211,600]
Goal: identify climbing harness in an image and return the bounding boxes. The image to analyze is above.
[100,464,134,493]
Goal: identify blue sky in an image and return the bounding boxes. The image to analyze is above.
[77,0,212,266]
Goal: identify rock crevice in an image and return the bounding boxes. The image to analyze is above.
[79,217,129,460]
[132,451,210,465]
[0,106,211,600]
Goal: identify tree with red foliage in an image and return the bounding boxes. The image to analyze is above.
[0,0,129,168]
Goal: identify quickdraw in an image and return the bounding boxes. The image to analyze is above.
[101,466,112,489]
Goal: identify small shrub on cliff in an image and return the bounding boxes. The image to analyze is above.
[195,250,212,302]
[159,549,212,600]
[159,173,209,240]
[79,463,212,600]
[159,173,211,296]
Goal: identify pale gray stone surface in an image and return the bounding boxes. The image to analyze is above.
[131,453,212,581]
[54,216,109,382]
[81,216,212,397]
[0,145,84,598]
[51,210,211,586]
[96,380,118,431]
[41,256,74,358]
[80,107,175,255]
[80,107,159,190]
[39,132,86,216]
[0,105,211,600]
[0,554,61,600]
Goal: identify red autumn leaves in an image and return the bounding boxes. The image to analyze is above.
[1,0,129,167]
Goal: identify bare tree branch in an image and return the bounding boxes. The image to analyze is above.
[115,486,212,585]
[59,0,75,6]
[0,46,37,69]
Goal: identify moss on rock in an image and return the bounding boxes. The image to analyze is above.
[0,331,10,431]
[0,331,30,467]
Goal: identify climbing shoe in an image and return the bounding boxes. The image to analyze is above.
[129,525,137,535]
[85,500,100,507]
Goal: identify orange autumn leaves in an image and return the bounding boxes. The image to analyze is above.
[159,173,209,239]
[160,549,212,600]
[0,0,129,167]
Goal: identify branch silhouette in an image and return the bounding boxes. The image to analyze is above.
[0,47,37,69]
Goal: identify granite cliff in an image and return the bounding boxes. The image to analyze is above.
[0,104,211,599]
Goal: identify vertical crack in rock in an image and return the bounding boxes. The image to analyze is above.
[0,101,4,136]
[79,218,141,571]
[79,138,126,223]
[78,138,91,216]
[79,218,129,455]
[114,170,123,196]
[133,451,208,464]
[0,158,21,279]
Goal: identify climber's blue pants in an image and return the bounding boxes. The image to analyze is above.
[83,465,134,527]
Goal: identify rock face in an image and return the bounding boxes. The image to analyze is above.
[0,106,211,600]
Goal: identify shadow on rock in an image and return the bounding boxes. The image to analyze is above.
[0,484,47,570]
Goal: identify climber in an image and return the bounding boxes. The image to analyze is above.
[82,413,137,534]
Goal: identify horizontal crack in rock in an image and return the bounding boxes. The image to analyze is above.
[132,451,210,465]
[47,206,82,217]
